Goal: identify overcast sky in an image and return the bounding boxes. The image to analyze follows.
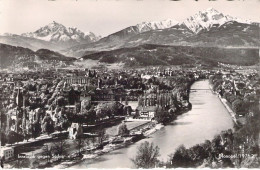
[0,0,259,36]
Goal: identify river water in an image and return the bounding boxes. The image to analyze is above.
[72,80,234,168]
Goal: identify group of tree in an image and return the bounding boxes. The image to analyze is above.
[169,116,260,168]
[209,74,223,92]
[95,102,124,120]
[1,116,43,145]
[169,130,234,168]
[223,92,251,116]
[41,138,71,164]
[154,107,169,124]
[210,74,259,116]
[154,106,178,124]
[5,131,24,145]
[42,114,55,135]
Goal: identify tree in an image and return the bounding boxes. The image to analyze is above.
[124,106,132,115]
[42,144,53,163]
[68,88,77,105]
[96,108,106,121]
[117,123,129,136]
[211,135,224,160]
[132,141,160,168]
[225,93,237,104]
[86,108,96,125]
[170,145,192,168]
[110,102,119,116]
[138,97,144,107]
[188,144,208,164]
[55,125,63,133]
[76,136,85,156]
[125,97,128,105]
[154,107,169,124]
[81,99,91,113]
[30,157,40,168]
[32,121,41,139]
[13,157,31,168]
[1,131,7,146]
[80,105,96,125]
[52,138,68,158]
[201,140,212,155]
[42,115,54,135]
[55,116,70,132]
[23,128,31,142]
[212,80,222,92]
[74,114,86,124]
[43,121,54,135]
[7,131,24,145]
[61,120,70,131]
[97,129,108,147]
[232,99,245,115]
[56,96,66,107]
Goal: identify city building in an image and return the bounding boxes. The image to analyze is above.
[63,76,91,85]
[0,147,14,161]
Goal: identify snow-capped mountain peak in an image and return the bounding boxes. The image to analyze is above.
[135,19,179,33]
[21,21,101,43]
[182,8,252,34]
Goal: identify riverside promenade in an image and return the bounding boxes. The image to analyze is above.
[209,84,238,125]
[218,97,238,124]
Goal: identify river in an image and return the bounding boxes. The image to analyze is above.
[72,80,234,168]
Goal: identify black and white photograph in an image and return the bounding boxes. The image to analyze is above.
[0,0,259,169]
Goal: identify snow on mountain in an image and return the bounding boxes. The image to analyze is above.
[135,19,179,33]
[182,8,252,34]
[21,21,101,43]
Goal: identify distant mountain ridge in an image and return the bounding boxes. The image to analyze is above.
[1,8,259,61]
[80,44,259,67]
[21,21,101,43]
[0,21,101,52]
[63,8,259,57]
[131,19,179,33]
[94,19,179,48]
[181,8,252,34]
[0,43,75,69]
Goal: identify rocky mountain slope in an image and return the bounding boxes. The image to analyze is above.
[0,22,101,51]
[63,19,179,57]
[181,8,252,34]
[64,8,259,57]
[21,21,100,43]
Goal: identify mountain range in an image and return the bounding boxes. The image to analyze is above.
[21,21,100,43]
[0,8,259,69]
[0,21,101,51]
[63,8,259,57]
[182,8,252,34]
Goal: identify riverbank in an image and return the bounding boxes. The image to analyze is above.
[218,96,238,124]
[62,110,191,168]
[208,84,239,125]
[53,123,165,169]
